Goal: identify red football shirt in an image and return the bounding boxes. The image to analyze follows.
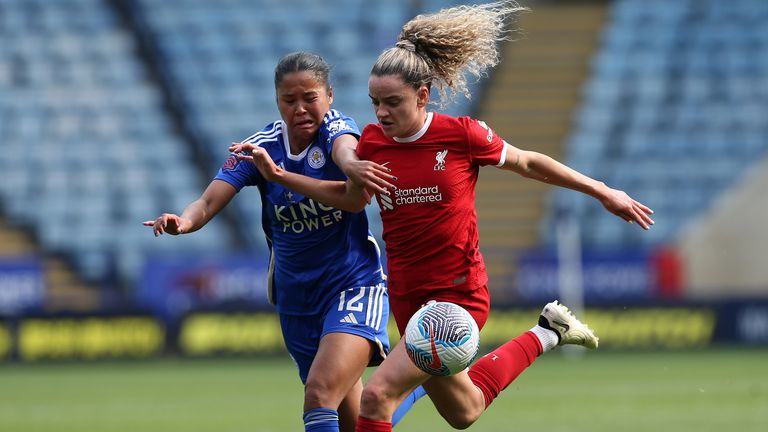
[357,112,507,297]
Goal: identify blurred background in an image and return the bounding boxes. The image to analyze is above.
[0,0,767,429]
[2,0,768,355]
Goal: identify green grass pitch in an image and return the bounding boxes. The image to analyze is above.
[1,349,766,431]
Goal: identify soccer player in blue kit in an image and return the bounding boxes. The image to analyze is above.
[144,52,420,432]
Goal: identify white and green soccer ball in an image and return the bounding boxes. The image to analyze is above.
[404,301,480,376]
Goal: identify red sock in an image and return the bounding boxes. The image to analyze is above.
[468,331,543,407]
[355,416,391,432]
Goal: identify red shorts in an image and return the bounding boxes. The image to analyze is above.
[389,285,490,336]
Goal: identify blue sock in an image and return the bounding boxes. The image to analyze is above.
[392,385,427,427]
[303,408,339,432]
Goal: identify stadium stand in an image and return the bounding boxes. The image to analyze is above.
[8,0,763,302]
[0,0,468,294]
[0,0,233,289]
[0,215,102,311]
[544,0,768,249]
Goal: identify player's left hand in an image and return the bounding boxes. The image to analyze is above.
[598,187,655,230]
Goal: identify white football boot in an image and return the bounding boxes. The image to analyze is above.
[538,300,599,349]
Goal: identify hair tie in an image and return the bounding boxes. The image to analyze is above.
[395,40,416,52]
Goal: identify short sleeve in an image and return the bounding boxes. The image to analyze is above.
[319,109,360,153]
[464,118,506,167]
[213,154,262,191]
[356,125,374,161]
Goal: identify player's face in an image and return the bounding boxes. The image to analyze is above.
[368,74,429,138]
[276,71,333,147]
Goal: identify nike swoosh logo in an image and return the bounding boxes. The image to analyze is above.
[428,324,442,371]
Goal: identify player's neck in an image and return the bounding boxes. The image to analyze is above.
[393,111,432,143]
[398,111,427,138]
[287,134,312,156]
[398,111,429,139]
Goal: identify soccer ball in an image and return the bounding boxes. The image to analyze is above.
[404,301,480,376]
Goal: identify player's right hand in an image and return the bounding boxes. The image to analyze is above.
[344,160,396,198]
[228,142,256,154]
[143,213,190,236]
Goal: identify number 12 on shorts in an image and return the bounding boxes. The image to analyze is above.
[338,287,366,312]
[336,284,387,330]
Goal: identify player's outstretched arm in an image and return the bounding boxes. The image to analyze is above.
[331,134,395,203]
[143,180,236,236]
[498,143,654,229]
[229,143,371,213]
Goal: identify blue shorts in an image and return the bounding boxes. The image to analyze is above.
[279,282,390,384]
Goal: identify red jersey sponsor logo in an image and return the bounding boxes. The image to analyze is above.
[378,185,443,211]
[477,120,493,142]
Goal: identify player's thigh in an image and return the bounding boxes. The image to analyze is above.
[306,332,373,392]
[421,370,486,427]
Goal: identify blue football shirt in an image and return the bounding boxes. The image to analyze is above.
[214,110,384,315]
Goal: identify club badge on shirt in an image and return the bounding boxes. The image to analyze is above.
[308,147,326,169]
[434,149,448,171]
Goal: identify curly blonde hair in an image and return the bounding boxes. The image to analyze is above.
[371,1,528,107]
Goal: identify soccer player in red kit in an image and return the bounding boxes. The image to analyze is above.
[245,2,655,431]
[358,111,502,335]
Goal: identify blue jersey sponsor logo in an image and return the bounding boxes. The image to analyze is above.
[273,198,342,234]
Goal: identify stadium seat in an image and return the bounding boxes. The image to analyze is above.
[0,0,232,285]
[546,0,768,248]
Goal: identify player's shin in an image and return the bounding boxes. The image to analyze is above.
[467,331,542,407]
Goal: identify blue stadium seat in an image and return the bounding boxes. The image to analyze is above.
[548,0,768,248]
[0,0,232,285]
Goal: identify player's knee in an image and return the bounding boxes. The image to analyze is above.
[304,378,337,408]
[359,383,395,415]
[444,414,477,430]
